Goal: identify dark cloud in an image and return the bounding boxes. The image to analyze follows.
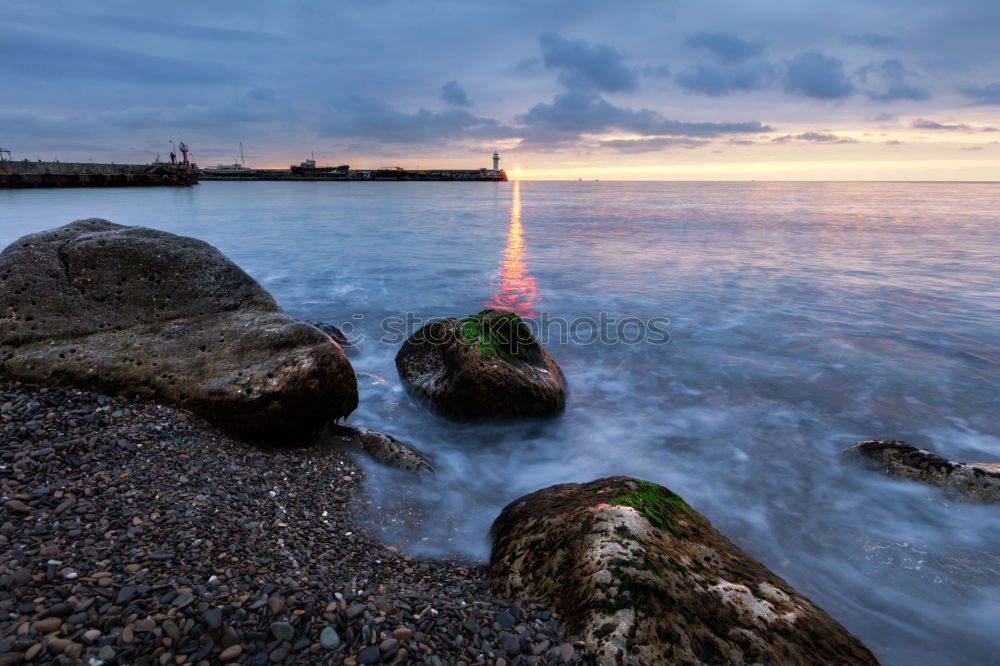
[783,52,855,99]
[675,62,776,96]
[316,96,515,143]
[516,90,772,144]
[683,31,764,63]
[77,13,287,46]
[0,26,247,86]
[959,82,1000,105]
[599,137,708,153]
[885,140,903,145]
[841,33,900,49]
[772,132,858,144]
[539,32,638,92]
[913,118,971,131]
[440,80,473,107]
[514,57,544,75]
[858,59,929,102]
[642,64,672,78]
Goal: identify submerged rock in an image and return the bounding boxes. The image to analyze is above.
[325,423,435,472]
[489,476,878,666]
[395,308,565,419]
[847,439,1000,501]
[0,219,358,438]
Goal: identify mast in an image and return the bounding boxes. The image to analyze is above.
[240,142,245,167]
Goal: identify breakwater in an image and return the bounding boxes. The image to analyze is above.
[198,167,507,181]
[0,160,197,188]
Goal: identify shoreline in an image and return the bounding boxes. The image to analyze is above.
[0,378,585,665]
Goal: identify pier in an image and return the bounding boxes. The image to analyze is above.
[197,167,507,182]
[0,159,198,189]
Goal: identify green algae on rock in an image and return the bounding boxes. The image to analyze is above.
[395,308,565,419]
[489,476,879,666]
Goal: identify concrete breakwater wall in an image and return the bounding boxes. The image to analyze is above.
[199,168,507,181]
[0,161,198,188]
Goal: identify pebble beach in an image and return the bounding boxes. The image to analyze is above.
[0,379,585,665]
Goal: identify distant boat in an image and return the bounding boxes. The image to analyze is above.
[202,142,253,175]
[290,159,349,176]
[202,162,253,175]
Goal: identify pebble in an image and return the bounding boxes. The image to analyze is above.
[31,617,62,635]
[218,644,242,661]
[357,645,380,664]
[162,619,180,640]
[270,621,294,642]
[0,380,585,665]
[203,607,223,630]
[319,625,340,650]
[115,586,137,605]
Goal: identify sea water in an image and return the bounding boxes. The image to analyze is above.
[2,180,999,665]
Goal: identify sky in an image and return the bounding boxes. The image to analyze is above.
[3,0,999,180]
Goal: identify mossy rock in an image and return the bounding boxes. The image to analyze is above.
[489,476,879,666]
[395,308,565,419]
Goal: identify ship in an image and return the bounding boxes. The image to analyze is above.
[200,143,255,176]
[290,158,350,176]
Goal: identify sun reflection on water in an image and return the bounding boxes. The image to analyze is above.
[487,180,540,317]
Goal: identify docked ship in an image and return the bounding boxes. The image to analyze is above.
[200,143,254,176]
[199,151,507,182]
[290,158,349,176]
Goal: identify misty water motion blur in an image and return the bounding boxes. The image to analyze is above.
[2,180,998,665]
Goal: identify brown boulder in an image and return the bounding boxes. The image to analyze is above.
[489,476,879,666]
[847,439,1000,501]
[0,219,357,438]
[395,309,564,419]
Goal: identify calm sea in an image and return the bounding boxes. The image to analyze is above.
[3,181,999,665]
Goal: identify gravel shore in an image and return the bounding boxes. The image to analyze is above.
[0,379,588,665]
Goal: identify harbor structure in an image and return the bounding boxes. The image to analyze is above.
[198,152,507,182]
[0,147,198,189]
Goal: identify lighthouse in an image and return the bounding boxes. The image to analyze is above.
[492,151,500,171]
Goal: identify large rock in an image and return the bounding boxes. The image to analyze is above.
[489,476,878,666]
[0,219,357,437]
[847,439,1000,501]
[395,309,565,419]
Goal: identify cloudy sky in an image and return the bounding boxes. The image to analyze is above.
[3,0,999,179]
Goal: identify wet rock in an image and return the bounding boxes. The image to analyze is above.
[847,439,1000,501]
[325,424,436,472]
[489,476,879,666]
[395,309,565,419]
[0,219,357,437]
